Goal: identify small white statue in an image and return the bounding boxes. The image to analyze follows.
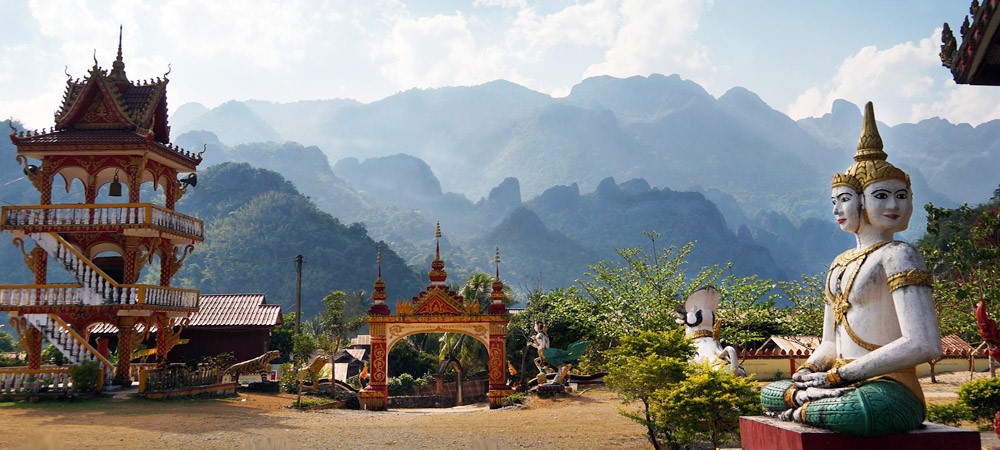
[527,320,551,374]
[678,286,745,376]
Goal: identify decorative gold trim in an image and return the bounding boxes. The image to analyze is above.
[825,368,843,385]
[828,241,893,352]
[688,330,713,339]
[799,402,811,422]
[797,362,820,373]
[886,269,932,292]
[783,384,798,408]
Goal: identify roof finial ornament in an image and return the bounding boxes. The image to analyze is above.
[494,245,501,279]
[7,118,17,135]
[93,49,99,67]
[434,221,442,261]
[853,101,887,162]
[116,25,123,61]
[164,64,171,80]
[197,143,207,159]
[64,66,71,80]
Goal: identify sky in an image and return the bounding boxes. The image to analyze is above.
[1,0,996,131]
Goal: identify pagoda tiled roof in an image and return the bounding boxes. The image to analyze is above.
[88,293,282,334]
[190,293,283,328]
[10,128,202,163]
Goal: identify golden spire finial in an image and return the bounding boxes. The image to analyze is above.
[854,101,887,162]
[376,245,382,277]
[434,222,442,261]
[494,245,501,279]
[845,101,910,189]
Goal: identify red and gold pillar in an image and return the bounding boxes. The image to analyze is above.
[154,314,170,367]
[9,316,42,370]
[359,321,388,410]
[114,316,136,386]
[487,322,514,409]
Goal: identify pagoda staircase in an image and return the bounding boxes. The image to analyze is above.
[22,313,114,384]
[31,232,125,306]
[18,232,132,383]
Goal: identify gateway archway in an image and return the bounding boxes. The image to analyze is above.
[359,228,513,410]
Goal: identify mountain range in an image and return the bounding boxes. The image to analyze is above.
[4,73,998,312]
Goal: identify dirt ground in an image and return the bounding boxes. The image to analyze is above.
[0,372,996,450]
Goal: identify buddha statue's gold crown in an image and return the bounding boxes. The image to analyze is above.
[831,173,862,192]
[844,102,910,189]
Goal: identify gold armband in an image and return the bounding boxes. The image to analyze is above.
[687,330,713,339]
[886,269,933,292]
[783,384,797,408]
[826,368,843,385]
[797,363,820,373]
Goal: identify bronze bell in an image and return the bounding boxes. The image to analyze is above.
[109,171,122,197]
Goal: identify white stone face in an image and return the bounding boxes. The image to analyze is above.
[863,179,913,234]
[831,186,862,233]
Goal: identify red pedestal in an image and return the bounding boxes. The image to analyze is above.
[740,416,980,450]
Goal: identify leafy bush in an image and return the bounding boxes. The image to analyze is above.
[387,373,416,396]
[42,344,66,366]
[69,360,101,392]
[345,374,361,390]
[279,362,296,394]
[926,402,972,426]
[501,392,526,407]
[958,376,1000,422]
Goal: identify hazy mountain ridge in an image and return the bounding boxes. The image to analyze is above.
[162,74,998,291]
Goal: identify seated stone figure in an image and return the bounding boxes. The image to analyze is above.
[761,102,941,436]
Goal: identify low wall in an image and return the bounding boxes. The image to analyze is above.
[141,382,238,400]
[388,395,447,408]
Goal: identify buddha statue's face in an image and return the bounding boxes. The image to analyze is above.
[863,179,912,234]
[831,186,862,233]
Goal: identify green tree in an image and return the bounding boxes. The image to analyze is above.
[714,273,825,349]
[605,329,759,450]
[292,333,317,407]
[653,364,761,448]
[317,290,367,361]
[0,329,20,352]
[387,338,438,378]
[604,328,693,450]
[920,194,1000,343]
[576,242,725,368]
[268,313,296,363]
[438,273,512,374]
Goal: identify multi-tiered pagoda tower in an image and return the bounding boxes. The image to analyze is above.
[1,32,203,386]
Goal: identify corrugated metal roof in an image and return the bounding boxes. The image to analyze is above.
[88,293,281,334]
[760,335,820,353]
[941,334,973,354]
[351,335,371,346]
[191,293,282,327]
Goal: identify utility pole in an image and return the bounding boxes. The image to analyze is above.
[295,254,303,334]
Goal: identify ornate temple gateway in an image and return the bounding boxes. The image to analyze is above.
[1,32,203,387]
[360,224,514,410]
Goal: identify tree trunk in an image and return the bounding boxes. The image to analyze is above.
[642,398,662,450]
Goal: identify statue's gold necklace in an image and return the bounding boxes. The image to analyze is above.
[827,240,893,351]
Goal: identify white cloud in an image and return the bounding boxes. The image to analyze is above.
[474,0,526,8]
[786,29,1000,126]
[507,1,619,59]
[376,12,510,89]
[583,0,714,82]
[160,0,322,70]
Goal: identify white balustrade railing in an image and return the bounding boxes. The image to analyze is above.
[2,203,202,238]
[0,368,72,395]
[1,233,199,310]
[0,285,197,309]
[0,286,82,307]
